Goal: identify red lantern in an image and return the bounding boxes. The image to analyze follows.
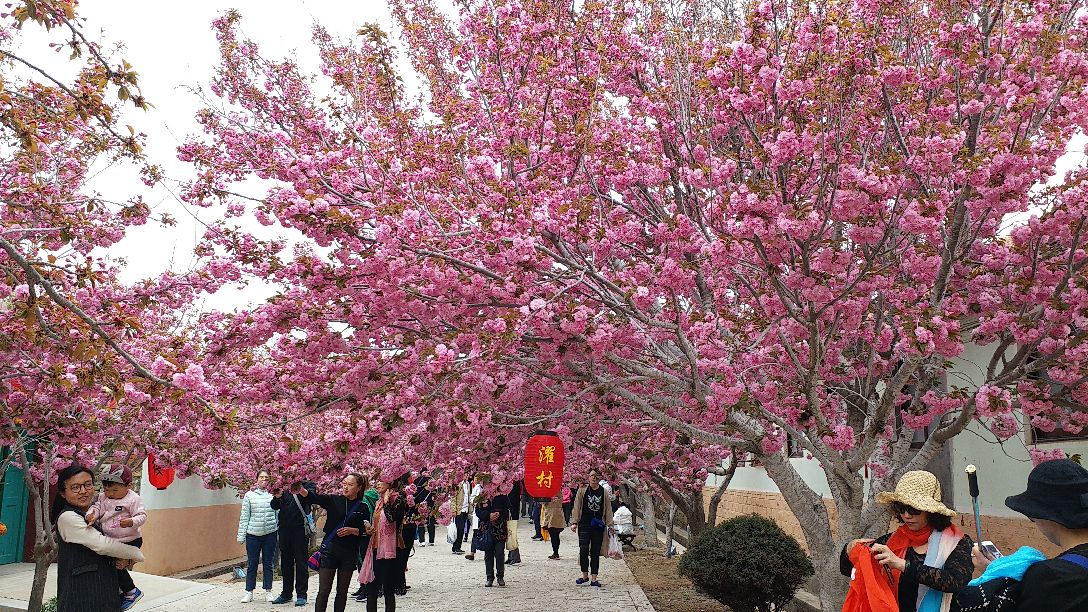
[146,453,175,490]
[524,431,565,501]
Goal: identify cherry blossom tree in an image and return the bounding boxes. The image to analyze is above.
[0,4,220,609]
[182,1,1088,607]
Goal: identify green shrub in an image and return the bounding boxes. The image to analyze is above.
[678,513,814,612]
[41,597,58,612]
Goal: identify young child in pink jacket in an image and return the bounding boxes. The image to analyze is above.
[87,464,147,611]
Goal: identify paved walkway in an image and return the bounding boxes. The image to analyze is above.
[0,562,214,612]
[153,518,652,611]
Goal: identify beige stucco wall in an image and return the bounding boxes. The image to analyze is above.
[138,504,245,576]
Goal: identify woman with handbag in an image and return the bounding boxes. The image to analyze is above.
[474,491,510,587]
[271,481,317,606]
[363,476,407,612]
[299,473,371,612]
[840,470,973,612]
[570,469,614,588]
[542,493,566,560]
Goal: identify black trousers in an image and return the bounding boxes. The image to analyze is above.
[366,558,399,612]
[547,528,562,555]
[452,512,468,552]
[483,540,506,581]
[578,527,604,575]
[279,527,309,598]
[117,537,143,592]
[397,525,416,590]
[316,567,352,612]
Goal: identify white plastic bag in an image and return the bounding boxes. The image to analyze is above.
[607,531,624,559]
[446,521,458,544]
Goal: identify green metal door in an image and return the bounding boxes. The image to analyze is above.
[0,447,29,564]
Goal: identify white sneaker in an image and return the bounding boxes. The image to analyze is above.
[241,591,253,603]
[265,590,276,602]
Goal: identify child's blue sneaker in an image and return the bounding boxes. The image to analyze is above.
[120,588,143,611]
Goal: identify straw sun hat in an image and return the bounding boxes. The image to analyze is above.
[875,470,956,517]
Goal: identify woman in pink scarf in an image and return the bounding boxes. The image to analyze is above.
[363,478,406,612]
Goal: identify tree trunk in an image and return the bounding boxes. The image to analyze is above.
[18,442,57,612]
[25,471,56,612]
[760,451,851,611]
[639,486,660,546]
[28,545,53,612]
[682,494,707,541]
[707,454,738,527]
[663,502,677,555]
[646,471,707,540]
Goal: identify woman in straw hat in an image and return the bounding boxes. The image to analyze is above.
[840,470,973,612]
[967,458,1088,611]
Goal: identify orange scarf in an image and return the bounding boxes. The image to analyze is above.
[844,543,899,612]
[885,525,934,595]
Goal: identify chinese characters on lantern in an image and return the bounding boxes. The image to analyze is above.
[535,445,557,488]
[524,432,565,500]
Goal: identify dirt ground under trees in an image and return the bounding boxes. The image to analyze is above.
[623,544,729,612]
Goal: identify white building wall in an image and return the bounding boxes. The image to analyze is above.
[140,469,240,510]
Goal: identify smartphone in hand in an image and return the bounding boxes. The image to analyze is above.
[980,541,1003,559]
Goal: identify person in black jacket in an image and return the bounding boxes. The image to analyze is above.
[395,475,417,596]
[504,481,522,566]
[412,470,437,546]
[839,470,972,612]
[271,481,316,605]
[299,473,371,612]
[475,492,510,587]
[969,459,1088,611]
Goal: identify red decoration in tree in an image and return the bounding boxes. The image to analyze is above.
[524,431,564,501]
[146,453,175,490]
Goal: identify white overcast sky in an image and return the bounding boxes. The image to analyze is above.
[33,1,433,310]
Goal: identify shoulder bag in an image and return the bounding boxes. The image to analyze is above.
[307,498,362,570]
[291,493,316,537]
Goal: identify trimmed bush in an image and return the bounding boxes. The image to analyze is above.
[678,513,814,612]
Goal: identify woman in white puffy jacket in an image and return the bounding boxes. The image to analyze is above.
[237,471,279,603]
[612,502,634,535]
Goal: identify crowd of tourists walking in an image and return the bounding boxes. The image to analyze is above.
[229,466,632,610]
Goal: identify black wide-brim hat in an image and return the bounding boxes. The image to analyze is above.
[1005,459,1088,529]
